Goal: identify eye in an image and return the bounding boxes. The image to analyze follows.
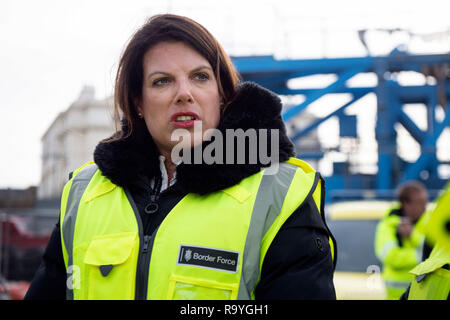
[152,77,171,87]
[193,72,210,81]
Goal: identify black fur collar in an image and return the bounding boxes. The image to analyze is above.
[93,82,295,195]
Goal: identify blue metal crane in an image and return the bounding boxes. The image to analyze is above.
[232,51,450,202]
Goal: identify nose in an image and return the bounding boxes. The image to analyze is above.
[175,79,194,105]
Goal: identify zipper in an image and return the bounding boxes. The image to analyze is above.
[142,235,151,253]
[125,177,164,300]
[124,187,151,300]
[136,235,152,299]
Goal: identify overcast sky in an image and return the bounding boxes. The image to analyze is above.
[0,0,449,188]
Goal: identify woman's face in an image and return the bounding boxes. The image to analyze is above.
[137,41,221,159]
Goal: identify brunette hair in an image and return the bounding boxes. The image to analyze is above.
[111,14,240,139]
[397,181,426,204]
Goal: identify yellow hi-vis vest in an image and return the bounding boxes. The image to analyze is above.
[60,158,335,300]
[408,243,450,300]
[408,183,450,300]
[374,207,425,299]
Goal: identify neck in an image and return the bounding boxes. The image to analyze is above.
[164,157,177,183]
[159,149,177,183]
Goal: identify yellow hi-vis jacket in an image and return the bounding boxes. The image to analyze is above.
[408,183,450,300]
[408,243,450,300]
[374,206,425,299]
[60,158,335,300]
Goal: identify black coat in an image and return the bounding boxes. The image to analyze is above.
[25,82,337,300]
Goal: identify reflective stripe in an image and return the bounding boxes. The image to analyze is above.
[379,240,398,261]
[385,280,411,289]
[415,239,424,262]
[237,163,297,299]
[62,163,98,300]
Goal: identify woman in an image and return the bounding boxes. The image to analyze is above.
[25,14,336,300]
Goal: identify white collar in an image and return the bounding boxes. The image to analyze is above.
[157,155,177,191]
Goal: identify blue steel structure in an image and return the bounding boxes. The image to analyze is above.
[232,51,450,202]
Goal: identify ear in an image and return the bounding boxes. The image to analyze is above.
[133,96,143,115]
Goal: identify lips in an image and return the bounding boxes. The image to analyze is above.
[170,112,199,128]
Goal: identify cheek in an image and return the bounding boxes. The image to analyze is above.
[419,204,426,214]
[413,205,424,218]
[201,95,221,129]
[141,92,169,121]
[140,95,171,138]
[144,117,160,135]
[204,107,220,129]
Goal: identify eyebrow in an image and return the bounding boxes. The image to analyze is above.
[191,65,213,73]
[146,65,213,80]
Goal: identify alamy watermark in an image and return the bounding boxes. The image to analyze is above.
[170,122,280,175]
[366,264,383,291]
[67,265,81,290]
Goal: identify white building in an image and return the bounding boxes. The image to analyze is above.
[38,86,115,200]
